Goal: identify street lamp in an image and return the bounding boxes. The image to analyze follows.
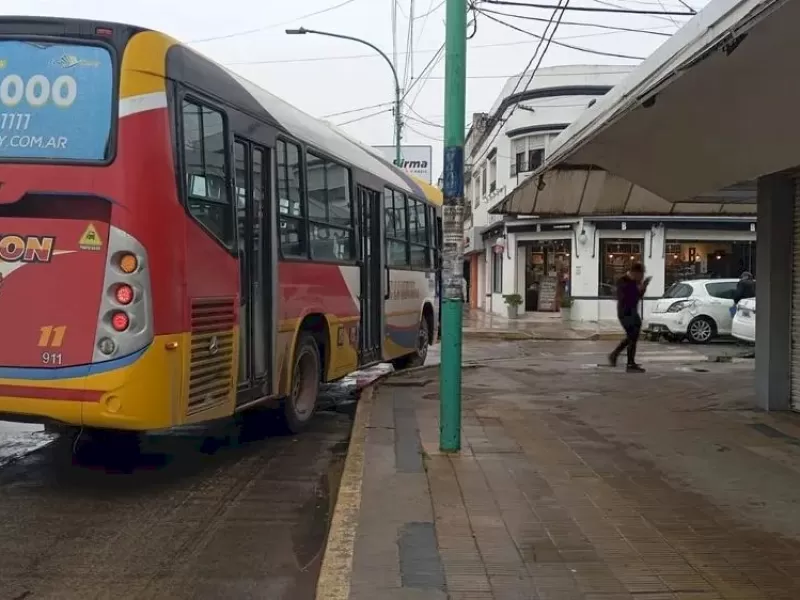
[286,27,403,168]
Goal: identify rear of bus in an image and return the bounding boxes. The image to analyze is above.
[0,19,200,430]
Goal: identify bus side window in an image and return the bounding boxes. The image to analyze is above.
[277,139,307,257]
[181,99,234,247]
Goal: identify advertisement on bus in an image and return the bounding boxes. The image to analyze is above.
[0,41,113,161]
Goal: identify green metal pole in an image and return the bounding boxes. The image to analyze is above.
[439,0,467,453]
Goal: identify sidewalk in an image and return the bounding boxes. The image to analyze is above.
[463,309,623,342]
[317,340,800,600]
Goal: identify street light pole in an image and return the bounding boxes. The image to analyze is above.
[286,27,403,167]
[439,0,467,453]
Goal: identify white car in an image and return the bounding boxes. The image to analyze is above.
[645,279,741,344]
[731,297,756,343]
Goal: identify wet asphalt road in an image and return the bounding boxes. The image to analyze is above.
[0,403,354,600]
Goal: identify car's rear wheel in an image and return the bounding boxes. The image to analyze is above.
[687,316,715,344]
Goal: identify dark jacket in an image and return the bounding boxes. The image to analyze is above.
[733,278,755,305]
[616,275,643,320]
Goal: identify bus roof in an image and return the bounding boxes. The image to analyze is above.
[225,70,441,208]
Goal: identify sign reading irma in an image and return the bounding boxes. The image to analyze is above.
[373,145,433,183]
[0,41,113,160]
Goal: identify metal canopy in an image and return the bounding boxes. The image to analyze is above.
[492,0,793,216]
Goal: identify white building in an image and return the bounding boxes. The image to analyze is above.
[463,65,757,322]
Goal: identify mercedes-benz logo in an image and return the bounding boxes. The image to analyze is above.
[208,335,219,356]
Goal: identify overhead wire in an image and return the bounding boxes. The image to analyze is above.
[187,0,361,43]
[475,5,676,35]
[482,0,695,15]
[476,8,647,60]
[322,102,394,118]
[473,0,569,153]
[336,108,393,126]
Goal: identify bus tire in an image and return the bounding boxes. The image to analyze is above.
[281,333,321,434]
[393,314,431,370]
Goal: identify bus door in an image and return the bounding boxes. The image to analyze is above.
[357,186,383,364]
[234,139,273,402]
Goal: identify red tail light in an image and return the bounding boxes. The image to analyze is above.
[111,312,130,332]
[115,284,133,305]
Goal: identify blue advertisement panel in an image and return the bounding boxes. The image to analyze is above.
[0,41,113,161]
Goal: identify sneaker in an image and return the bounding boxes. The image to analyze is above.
[626,364,645,373]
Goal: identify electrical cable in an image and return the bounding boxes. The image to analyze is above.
[476,5,675,35]
[474,0,569,154]
[477,8,647,60]
[188,0,361,43]
[322,102,394,118]
[482,0,695,16]
[336,108,393,126]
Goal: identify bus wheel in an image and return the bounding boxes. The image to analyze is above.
[282,333,321,434]
[393,317,430,370]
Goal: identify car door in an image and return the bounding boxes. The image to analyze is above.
[704,281,737,333]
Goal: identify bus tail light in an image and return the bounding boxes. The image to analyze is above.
[115,283,134,305]
[97,337,116,356]
[111,311,130,332]
[119,253,138,274]
[92,226,153,363]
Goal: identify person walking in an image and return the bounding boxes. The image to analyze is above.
[608,262,651,373]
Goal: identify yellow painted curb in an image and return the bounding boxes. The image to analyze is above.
[315,385,374,600]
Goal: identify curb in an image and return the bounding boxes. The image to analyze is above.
[315,384,375,600]
[463,330,624,342]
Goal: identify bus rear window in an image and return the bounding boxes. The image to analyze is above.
[0,41,113,161]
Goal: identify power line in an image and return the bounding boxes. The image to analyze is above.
[477,8,646,60]
[476,6,676,35]
[225,21,663,67]
[336,108,393,126]
[472,0,568,155]
[482,0,695,15]
[187,0,361,43]
[322,102,394,118]
[405,122,444,142]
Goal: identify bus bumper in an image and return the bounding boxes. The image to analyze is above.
[0,334,185,431]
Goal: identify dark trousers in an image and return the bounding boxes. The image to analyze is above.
[611,314,641,365]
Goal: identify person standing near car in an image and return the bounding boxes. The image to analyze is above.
[732,271,755,307]
[609,263,651,373]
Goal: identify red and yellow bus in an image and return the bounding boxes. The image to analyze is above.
[0,18,440,435]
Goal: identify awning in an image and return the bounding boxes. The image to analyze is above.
[492,0,796,214]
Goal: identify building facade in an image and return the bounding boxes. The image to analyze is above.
[463,65,757,321]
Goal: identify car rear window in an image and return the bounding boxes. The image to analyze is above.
[664,283,693,298]
[706,282,738,299]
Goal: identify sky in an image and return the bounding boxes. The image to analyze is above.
[5,0,708,177]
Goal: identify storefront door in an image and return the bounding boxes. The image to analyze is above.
[523,240,571,312]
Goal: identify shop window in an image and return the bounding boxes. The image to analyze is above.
[523,240,571,312]
[492,250,503,293]
[182,99,234,247]
[599,239,643,297]
[665,240,756,286]
[277,139,306,257]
